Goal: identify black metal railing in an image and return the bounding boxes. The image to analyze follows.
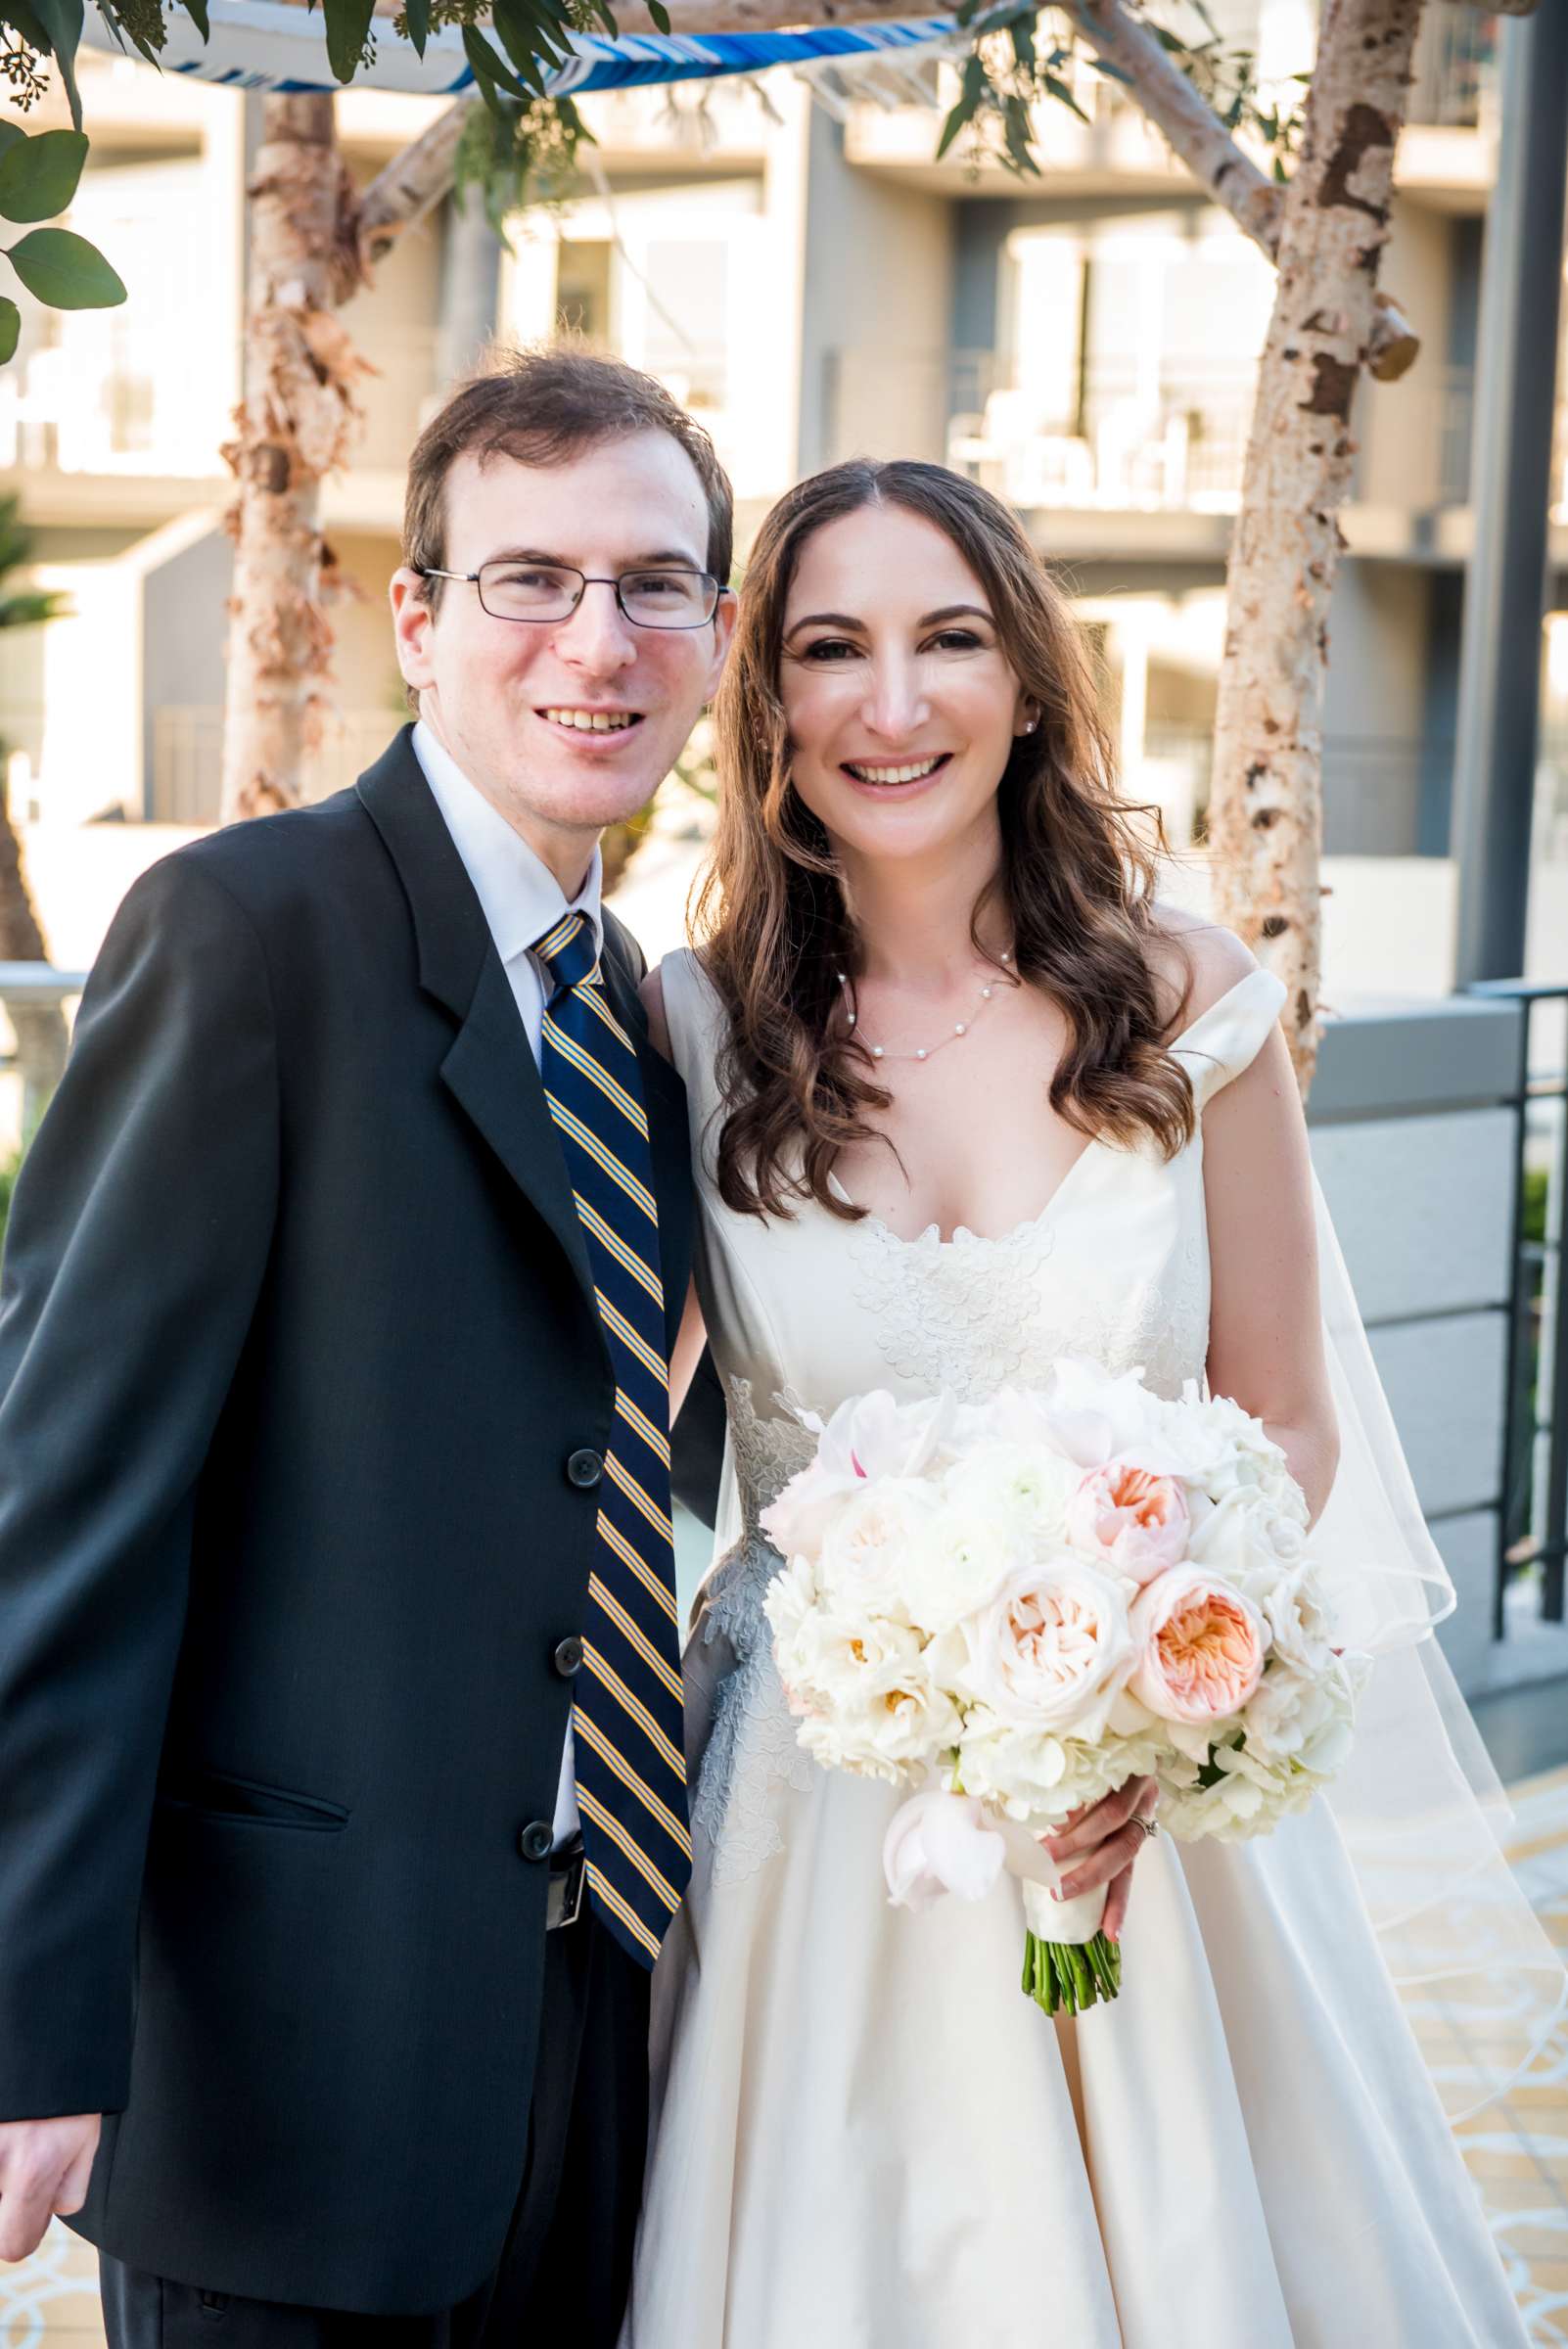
[1465,979,1568,1631]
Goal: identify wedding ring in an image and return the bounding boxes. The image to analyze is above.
[1130,1814,1159,1844]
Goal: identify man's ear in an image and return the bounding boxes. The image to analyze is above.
[704,590,738,700]
[391,567,437,693]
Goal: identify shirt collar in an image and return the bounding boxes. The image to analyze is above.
[411,717,604,971]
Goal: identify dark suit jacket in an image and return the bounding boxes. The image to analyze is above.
[0,728,716,2313]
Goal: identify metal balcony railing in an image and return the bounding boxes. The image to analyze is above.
[150,706,404,825]
[1465,981,1568,1632]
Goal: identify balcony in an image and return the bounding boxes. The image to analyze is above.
[821,347,1568,547]
[1408,7,1499,131]
[1,313,441,530]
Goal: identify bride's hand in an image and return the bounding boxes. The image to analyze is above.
[1039,1777,1159,1943]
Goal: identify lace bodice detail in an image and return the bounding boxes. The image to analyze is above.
[848,1213,1210,1405]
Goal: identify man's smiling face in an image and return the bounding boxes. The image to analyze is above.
[392,431,732,889]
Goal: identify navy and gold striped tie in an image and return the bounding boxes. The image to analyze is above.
[533,911,691,1965]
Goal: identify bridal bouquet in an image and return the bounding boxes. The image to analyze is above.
[760,1360,1370,2016]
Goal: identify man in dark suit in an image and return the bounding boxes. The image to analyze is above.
[0,346,733,2343]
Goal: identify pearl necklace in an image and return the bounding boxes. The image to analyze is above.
[837,951,1015,1064]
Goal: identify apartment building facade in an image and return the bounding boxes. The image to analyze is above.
[0,3,1563,896]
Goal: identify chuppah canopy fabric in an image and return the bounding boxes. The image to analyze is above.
[79,0,960,97]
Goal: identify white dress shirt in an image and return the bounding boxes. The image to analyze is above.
[412,718,604,1845]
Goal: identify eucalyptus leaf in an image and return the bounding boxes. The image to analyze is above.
[0,129,88,224]
[462,22,533,101]
[5,224,126,308]
[1042,70,1089,125]
[401,0,427,54]
[646,0,669,27]
[491,0,561,82]
[935,95,971,161]
[321,0,375,84]
[0,124,22,161]
[0,0,51,51]
[0,297,18,364]
[179,0,208,35]
[25,0,84,130]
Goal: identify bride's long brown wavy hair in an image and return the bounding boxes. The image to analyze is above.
[695,459,1197,1221]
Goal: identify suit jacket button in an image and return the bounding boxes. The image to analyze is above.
[566,1448,603,1489]
[519,1821,554,1863]
[553,1635,584,1678]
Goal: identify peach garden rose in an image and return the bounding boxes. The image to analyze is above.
[1128,1568,1268,1725]
[1066,1455,1190,1585]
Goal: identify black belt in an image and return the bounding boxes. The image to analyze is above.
[546,1836,586,1931]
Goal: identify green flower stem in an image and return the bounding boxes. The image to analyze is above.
[1021,1929,1122,2016]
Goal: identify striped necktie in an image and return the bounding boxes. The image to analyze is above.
[532,910,691,1965]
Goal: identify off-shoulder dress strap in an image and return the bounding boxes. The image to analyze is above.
[1169,965,1289,1110]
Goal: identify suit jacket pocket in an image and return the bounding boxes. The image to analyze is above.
[154,1768,350,1831]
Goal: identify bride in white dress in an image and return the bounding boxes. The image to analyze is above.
[624,459,1556,2347]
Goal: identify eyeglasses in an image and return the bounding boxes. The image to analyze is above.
[417,560,726,630]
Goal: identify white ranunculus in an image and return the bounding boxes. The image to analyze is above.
[943,1441,1081,1546]
[899,1504,1024,1635]
[883,1789,1006,1911]
[957,1556,1135,1740]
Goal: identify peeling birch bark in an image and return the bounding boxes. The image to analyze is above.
[1207,0,1425,1091]
[220,94,372,825]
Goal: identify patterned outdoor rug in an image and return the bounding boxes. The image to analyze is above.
[6,1765,1568,2346]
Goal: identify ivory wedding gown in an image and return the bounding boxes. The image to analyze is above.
[623,948,1545,2349]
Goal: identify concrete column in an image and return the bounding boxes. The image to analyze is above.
[1451,3,1568,985]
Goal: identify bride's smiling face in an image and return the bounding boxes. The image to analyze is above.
[778,502,1035,868]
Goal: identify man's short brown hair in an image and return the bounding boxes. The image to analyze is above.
[402,344,735,603]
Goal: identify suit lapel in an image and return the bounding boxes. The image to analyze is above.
[357,728,597,1313]
[358,729,695,1350]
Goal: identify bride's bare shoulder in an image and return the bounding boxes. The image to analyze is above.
[1144,902,1259,1040]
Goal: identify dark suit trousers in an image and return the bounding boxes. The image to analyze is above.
[99,1911,649,2349]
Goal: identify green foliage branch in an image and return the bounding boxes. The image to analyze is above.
[936,0,1306,181]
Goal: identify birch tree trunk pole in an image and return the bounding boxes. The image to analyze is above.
[1207,0,1425,1090]
[219,93,371,823]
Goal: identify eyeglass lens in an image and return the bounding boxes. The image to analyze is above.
[475,562,715,628]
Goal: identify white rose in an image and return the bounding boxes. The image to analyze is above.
[1254,1561,1339,1678]
[814,1480,937,1622]
[957,1556,1135,1739]
[798,1640,961,1779]
[1184,1486,1278,1585]
[1242,1657,1360,1773]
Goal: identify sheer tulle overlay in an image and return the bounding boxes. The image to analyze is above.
[623,951,1561,2349]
